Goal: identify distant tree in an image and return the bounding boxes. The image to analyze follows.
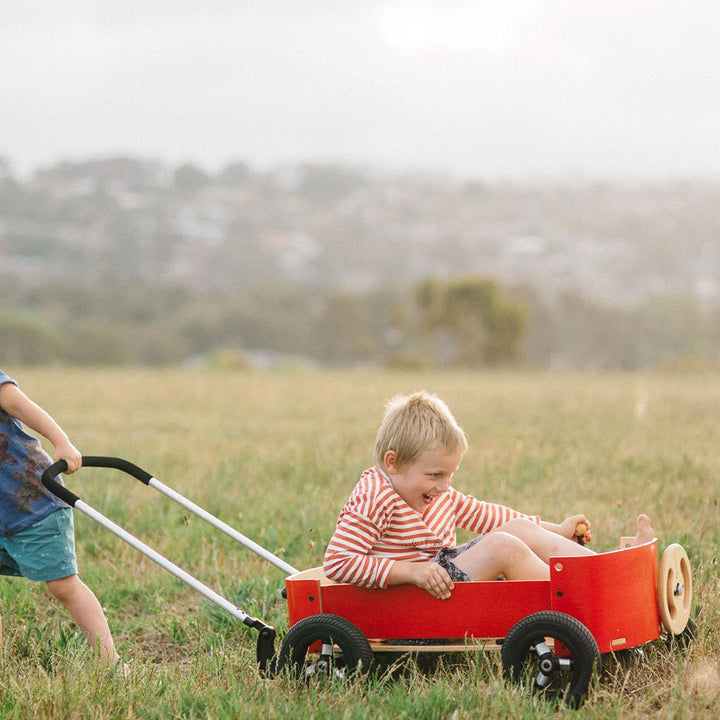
[627,295,711,367]
[219,162,252,186]
[522,291,713,370]
[173,163,210,191]
[0,313,69,364]
[315,290,381,364]
[550,291,631,369]
[406,276,527,367]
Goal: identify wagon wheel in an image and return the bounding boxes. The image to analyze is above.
[501,611,601,707]
[657,543,693,636]
[275,614,374,681]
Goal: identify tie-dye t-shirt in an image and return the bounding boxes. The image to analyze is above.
[0,370,67,535]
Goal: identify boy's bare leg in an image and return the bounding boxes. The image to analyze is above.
[46,575,119,663]
[452,531,551,581]
[491,518,595,563]
[452,514,656,583]
[490,514,656,565]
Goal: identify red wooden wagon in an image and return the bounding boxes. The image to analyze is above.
[43,457,693,706]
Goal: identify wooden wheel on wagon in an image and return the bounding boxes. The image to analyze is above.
[657,543,692,636]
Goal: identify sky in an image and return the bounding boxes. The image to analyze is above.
[2,0,719,181]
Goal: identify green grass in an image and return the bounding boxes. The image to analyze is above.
[1,367,719,718]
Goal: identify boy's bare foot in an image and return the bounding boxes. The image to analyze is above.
[631,513,655,546]
[115,660,132,678]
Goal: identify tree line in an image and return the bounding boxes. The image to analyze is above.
[2,272,718,369]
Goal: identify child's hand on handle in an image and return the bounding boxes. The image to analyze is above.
[53,439,82,474]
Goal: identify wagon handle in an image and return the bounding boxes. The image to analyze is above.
[42,456,279,673]
[42,456,153,506]
[41,456,298,576]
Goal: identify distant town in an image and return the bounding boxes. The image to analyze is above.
[1,156,719,368]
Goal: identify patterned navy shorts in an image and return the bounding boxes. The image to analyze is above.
[431,535,484,582]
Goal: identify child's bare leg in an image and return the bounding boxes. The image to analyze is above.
[500,514,655,561]
[452,532,550,581]
[46,575,119,663]
[494,518,595,563]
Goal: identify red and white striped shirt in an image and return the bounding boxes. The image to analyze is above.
[323,466,540,588]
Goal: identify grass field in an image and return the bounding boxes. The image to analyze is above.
[1,367,718,719]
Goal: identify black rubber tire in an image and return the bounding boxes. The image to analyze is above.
[501,611,601,707]
[665,615,696,651]
[275,614,374,681]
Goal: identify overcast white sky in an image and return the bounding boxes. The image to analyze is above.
[2,0,719,181]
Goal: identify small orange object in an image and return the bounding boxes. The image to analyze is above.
[575,522,588,537]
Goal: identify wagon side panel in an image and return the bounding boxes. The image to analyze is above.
[316,579,551,641]
[550,540,660,653]
[286,577,324,627]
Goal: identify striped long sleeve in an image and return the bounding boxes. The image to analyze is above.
[323,467,540,589]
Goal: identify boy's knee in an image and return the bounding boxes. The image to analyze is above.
[499,517,536,534]
[46,574,80,602]
[456,532,535,580]
[486,531,534,561]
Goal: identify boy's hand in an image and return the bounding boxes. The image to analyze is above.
[53,440,82,474]
[560,514,592,545]
[387,559,455,599]
[541,515,591,544]
[412,562,455,600]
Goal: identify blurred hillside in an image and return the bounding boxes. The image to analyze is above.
[1,156,719,369]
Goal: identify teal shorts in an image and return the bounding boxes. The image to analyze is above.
[0,508,78,582]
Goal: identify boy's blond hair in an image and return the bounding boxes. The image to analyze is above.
[373,391,468,470]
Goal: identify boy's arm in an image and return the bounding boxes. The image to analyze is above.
[323,507,455,598]
[0,383,82,473]
[323,518,393,589]
[454,490,541,534]
[324,537,454,598]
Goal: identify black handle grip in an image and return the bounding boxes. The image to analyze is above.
[41,456,155,506]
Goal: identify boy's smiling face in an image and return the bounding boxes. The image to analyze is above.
[383,446,464,513]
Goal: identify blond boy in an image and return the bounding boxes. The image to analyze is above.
[324,391,653,598]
